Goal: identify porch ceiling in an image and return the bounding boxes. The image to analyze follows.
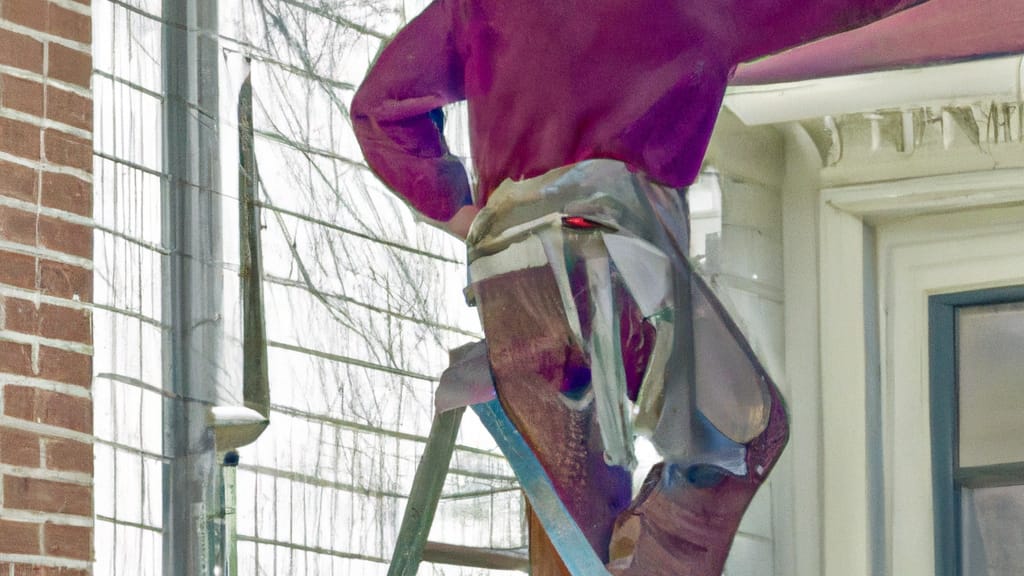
[733,0,1024,85]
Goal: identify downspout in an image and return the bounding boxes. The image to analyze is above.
[163,0,269,572]
[163,0,224,573]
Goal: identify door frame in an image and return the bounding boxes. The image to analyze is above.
[816,167,1024,576]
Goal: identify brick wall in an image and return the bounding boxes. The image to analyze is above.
[0,0,94,574]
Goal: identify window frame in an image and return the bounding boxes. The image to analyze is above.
[929,285,1024,576]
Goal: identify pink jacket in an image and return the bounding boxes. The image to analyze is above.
[352,0,923,222]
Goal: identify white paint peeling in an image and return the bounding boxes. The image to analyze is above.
[0,328,93,355]
[0,194,95,228]
[0,108,92,142]
[0,463,92,487]
[0,553,90,570]
[0,20,91,56]
[0,150,94,183]
[0,240,92,270]
[0,285,94,313]
[0,414,95,444]
[0,374,92,399]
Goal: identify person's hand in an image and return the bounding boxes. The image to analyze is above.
[443,204,480,240]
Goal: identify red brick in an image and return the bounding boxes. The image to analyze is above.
[47,3,91,44]
[40,172,90,216]
[0,205,37,245]
[46,44,90,88]
[43,130,90,172]
[39,259,91,301]
[0,249,37,289]
[37,346,90,388]
[11,565,89,576]
[38,215,91,259]
[0,1,91,44]
[44,523,90,560]
[3,476,91,516]
[0,519,40,555]
[6,437,40,468]
[4,386,92,434]
[1,0,47,34]
[37,303,90,344]
[0,117,42,161]
[3,384,35,420]
[0,426,41,467]
[3,297,39,335]
[46,86,91,131]
[41,387,92,432]
[44,437,91,473]
[0,159,38,203]
[38,389,91,433]
[38,303,89,343]
[1,74,45,118]
[0,338,33,376]
[0,28,44,75]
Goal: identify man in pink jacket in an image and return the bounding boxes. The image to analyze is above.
[353,1,925,573]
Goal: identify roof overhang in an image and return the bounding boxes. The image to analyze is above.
[733,0,1024,86]
[725,0,1024,125]
[725,55,1024,126]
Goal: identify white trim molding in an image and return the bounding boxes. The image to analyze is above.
[725,55,1024,126]
[826,168,1024,222]
[877,205,1024,575]
[817,163,1024,576]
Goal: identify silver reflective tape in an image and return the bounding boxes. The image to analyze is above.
[603,234,672,318]
[468,235,549,282]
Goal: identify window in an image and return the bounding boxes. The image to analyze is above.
[930,287,1024,576]
[92,0,525,573]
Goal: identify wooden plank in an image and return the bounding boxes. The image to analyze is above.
[422,541,529,571]
[472,399,613,576]
[526,503,571,576]
[387,407,465,576]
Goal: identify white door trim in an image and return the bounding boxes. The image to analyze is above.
[825,169,1024,223]
[817,168,1024,575]
[878,207,1024,575]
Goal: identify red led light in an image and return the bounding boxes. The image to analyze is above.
[561,216,604,230]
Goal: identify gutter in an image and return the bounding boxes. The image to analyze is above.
[724,54,1024,126]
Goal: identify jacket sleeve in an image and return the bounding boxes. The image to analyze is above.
[351,0,471,222]
[732,0,928,62]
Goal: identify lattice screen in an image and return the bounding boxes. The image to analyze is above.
[92,0,526,574]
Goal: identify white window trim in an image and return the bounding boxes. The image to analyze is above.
[816,166,1024,576]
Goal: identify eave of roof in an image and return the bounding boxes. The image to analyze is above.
[725,55,1022,125]
[733,0,1024,86]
